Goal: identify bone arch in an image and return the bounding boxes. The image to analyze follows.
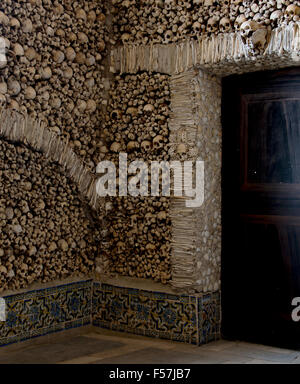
[0,107,100,211]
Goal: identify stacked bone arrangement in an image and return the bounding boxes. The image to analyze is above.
[114,0,300,46]
[99,73,172,284]
[0,0,299,291]
[0,139,101,293]
[0,0,111,168]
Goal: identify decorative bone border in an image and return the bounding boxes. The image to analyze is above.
[169,71,199,290]
[111,22,300,76]
[0,107,100,211]
[169,70,222,292]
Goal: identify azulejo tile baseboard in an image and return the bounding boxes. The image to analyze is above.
[92,282,221,346]
[0,279,93,347]
[0,279,220,347]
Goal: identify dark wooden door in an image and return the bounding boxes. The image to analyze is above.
[222,67,300,349]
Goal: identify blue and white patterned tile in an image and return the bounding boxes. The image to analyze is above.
[0,280,92,347]
[92,283,199,344]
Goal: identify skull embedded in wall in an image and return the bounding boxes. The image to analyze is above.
[219,17,231,33]
[250,28,268,53]
[240,20,267,53]
[285,4,300,21]
[207,17,219,34]
[141,140,152,152]
[192,21,201,34]
[240,20,260,42]
[116,241,125,255]
[153,135,164,150]
[234,14,247,30]
[121,33,131,44]
[164,30,173,43]
[127,141,139,152]
[164,0,176,10]
[270,10,283,23]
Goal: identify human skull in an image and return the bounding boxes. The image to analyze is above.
[207,17,219,34]
[192,21,201,33]
[285,4,300,19]
[164,30,173,43]
[270,10,283,21]
[250,28,268,52]
[127,141,139,151]
[121,33,130,44]
[219,17,231,33]
[234,14,247,30]
[116,241,125,254]
[153,135,164,149]
[164,0,176,10]
[141,140,152,151]
[240,20,260,40]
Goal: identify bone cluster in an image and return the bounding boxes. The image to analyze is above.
[0,0,111,168]
[112,0,300,45]
[99,72,172,284]
[0,139,101,293]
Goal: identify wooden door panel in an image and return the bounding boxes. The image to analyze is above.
[222,67,300,349]
[246,100,300,184]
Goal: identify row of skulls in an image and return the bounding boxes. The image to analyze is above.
[117,0,300,45]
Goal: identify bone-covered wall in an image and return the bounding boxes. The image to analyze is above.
[98,72,172,284]
[0,139,101,293]
[109,0,300,293]
[113,0,300,47]
[1,0,298,294]
[0,0,111,293]
[0,0,112,168]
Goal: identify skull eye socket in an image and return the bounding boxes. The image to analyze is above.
[111,111,120,119]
